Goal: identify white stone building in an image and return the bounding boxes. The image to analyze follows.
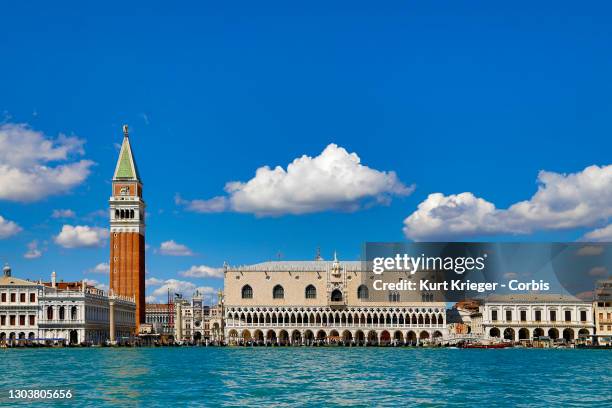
[481,294,594,343]
[0,265,136,345]
[224,257,447,345]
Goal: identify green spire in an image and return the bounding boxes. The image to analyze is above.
[113,125,141,181]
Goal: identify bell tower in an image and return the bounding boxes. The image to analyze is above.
[110,125,146,330]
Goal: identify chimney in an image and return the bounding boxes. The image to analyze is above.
[51,271,56,288]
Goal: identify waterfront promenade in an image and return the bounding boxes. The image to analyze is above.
[1,348,610,406]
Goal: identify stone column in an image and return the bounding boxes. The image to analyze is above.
[109,299,116,345]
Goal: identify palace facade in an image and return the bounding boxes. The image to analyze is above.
[0,265,135,345]
[481,294,594,343]
[223,256,447,345]
[594,279,612,346]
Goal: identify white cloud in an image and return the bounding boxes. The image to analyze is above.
[145,277,164,287]
[157,240,194,256]
[0,123,94,202]
[87,262,110,274]
[83,278,109,292]
[24,240,42,259]
[179,265,224,279]
[175,194,228,213]
[146,278,216,303]
[177,143,412,216]
[54,225,109,248]
[52,209,76,219]
[403,164,612,240]
[0,215,22,239]
[582,224,612,242]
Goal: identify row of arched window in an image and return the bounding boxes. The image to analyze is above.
[241,284,373,300]
[46,306,78,320]
[115,209,135,219]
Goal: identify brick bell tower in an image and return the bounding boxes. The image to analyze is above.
[110,125,146,330]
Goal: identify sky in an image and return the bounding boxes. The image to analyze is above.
[0,2,611,303]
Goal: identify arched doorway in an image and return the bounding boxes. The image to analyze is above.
[194,332,202,343]
[489,328,500,338]
[433,331,443,342]
[518,328,529,340]
[380,330,391,346]
[342,330,352,345]
[406,331,417,345]
[563,328,574,342]
[228,329,239,344]
[419,331,430,341]
[367,330,378,345]
[278,330,289,346]
[241,330,252,344]
[253,330,264,344]
[578,329,590,340]
[533,328,544,338]
[304,330,314,345]
[331,289,343,302]
[548,328,559,340]
[69,330,78,345]
[503,328,515,341]
[291,330,302,345]
[393,330,404,345]
[316,330,326,344]
[266,330,277,345]
[355,330,365,345]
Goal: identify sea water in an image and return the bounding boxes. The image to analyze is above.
[1,348,610,407]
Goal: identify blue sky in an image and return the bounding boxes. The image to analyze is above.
[0,2,611,302]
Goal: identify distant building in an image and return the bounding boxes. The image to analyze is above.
[447,299,483,339]
[481,294,594,343]
[145,303,173,337]
[594,279,612,346]
[0,264,135,345]
[224,255,447,345]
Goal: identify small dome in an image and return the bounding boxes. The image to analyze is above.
[3,263,11,277]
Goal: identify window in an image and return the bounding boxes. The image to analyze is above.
[580,311,587,322]
[357,285,369,300]
[305,285,316,299]
[20,293,25,303]
[10,293,15,302]
[29,315,35,325]
[19,315,25,325]
[565,311,571,322]
[1,293,5,302]
[550,311,556,322]
[273,285,284,299]
[520,310,526,321]
[506,310,512,321]
[389,292,400,302]
[491,310,498,321]
[71,306,78,320]
[535,310,541,321]
[29,293,35,302]
[47,306,54,320]
[1,316,5,325]
[59,306,65,320]
[9,315,15,325]
[331,289,343,302]
[241,285,253,299]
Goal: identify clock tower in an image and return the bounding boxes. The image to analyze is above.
[110,125,146,330]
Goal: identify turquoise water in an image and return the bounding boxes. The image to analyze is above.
[1,348,610,407]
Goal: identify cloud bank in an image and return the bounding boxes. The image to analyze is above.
[54,225,109,248]
[0,123,94,202]
[177,143,412,216]
[403,164,612,241]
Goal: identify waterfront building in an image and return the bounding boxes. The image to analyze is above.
[145,303,174,337]
[109,125,146,330]
[223,255,447,345]
[0,265,135,345]
[593,279,612,346]
[481,294,594,343]
[447,300,483,342]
